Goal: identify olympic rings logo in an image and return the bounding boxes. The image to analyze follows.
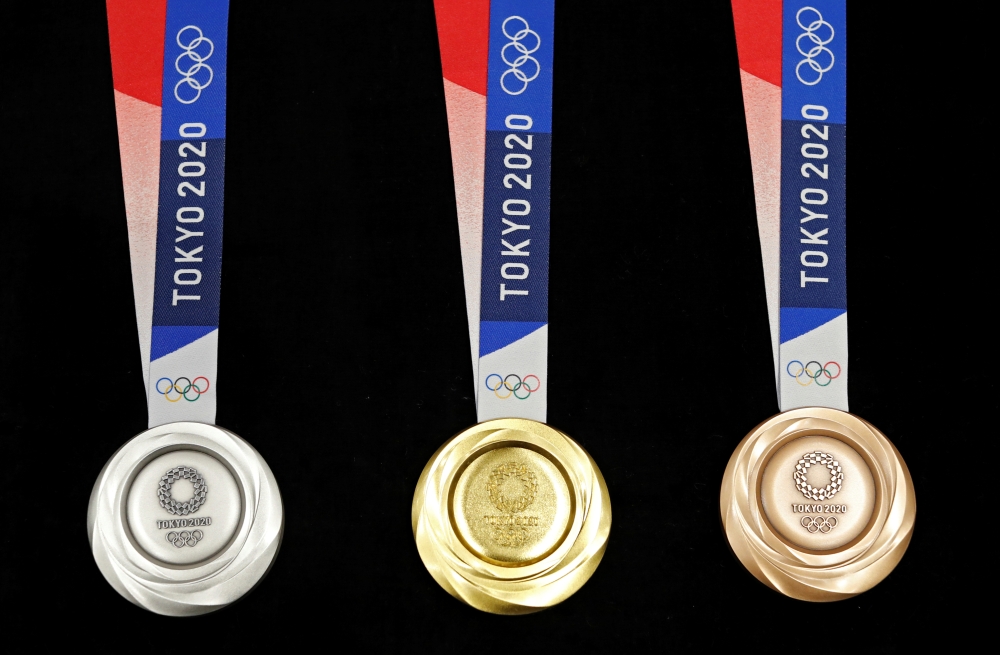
[800,516,838,533]
[795,7,835,86]
[500,16,540,95]
[166,530,205,547]
[786,360,840,387]
[485,374,540,400]
[155,376,210,402]
[174,25,214,104]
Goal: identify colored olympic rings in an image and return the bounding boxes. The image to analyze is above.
[484,374,540,400]
[800,516,838,534]
[166,530,205,548]
[155,376,210,402]
[786,360,841,387]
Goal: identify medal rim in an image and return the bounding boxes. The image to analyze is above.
[720,407,916,602]
[412,417,611,615]
[88,421,284,616]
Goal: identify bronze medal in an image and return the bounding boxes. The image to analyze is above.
[721,408,914,601]
[724,2,915,599]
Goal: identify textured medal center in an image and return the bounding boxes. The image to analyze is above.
[170,479,195,503]
[126,450,242,565]
[760,436,875,551]
[804,462,831,489]
[488,462,538,513]
[452,446,572,565]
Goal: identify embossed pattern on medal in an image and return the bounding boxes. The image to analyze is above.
[413,418,610,614]
[720,407,915,602]
[452,447,572,565]
[88,422,284,616]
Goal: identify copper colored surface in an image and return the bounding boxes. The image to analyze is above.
[760,436,875,550]
[721,407,915,601]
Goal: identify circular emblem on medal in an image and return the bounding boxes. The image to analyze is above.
[487,462,538,513]
[158,466,208,515]
[720,407,915,601]
[793,451,842,501]
[412,418,611,614]
[88,422,284,616]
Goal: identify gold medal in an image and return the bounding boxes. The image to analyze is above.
[424,0,607,612]
[720,407,915,601]
[412,418,610,614]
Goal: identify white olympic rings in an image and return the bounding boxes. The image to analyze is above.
[500,16,540,96]
[174,25,215,105]
[795,7,835,86]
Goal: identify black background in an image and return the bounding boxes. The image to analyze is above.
[1,1,984,650]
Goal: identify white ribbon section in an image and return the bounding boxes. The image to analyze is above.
[477,326,548,422]
[778,314,848,410]
[146,330,219,427]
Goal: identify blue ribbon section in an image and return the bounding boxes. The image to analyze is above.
[152,0,229,360]
[779,1,846,342]
[479,0,555,355]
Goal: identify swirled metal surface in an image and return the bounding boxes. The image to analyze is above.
[88,422,283,616]
[412,418,611,614]
[720,407,915,601]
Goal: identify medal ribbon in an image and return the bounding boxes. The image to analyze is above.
[732,0,848,411]
[435,0,555,422]
[107,0,229,427]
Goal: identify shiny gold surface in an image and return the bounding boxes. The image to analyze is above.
[413,418,611,614]
[452,446,573,565]
[721,407,915,602]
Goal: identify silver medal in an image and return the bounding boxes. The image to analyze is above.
[89,422,283,616]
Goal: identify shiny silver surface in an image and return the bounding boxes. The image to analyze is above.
[88,422,283,616]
